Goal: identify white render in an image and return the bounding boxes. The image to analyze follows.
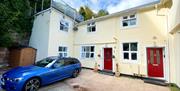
[29,0,180,87]
[29,9,51,61]
[30,8,75,61]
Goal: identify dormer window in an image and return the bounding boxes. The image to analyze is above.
[60,20,69,32]
[122,14,137,27]
[87,22,96,32]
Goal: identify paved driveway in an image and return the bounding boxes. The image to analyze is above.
[40,69,170,91]
[0,69,170,91]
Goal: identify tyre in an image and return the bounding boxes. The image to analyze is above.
[72,69,79,78]
[23,78,41,91]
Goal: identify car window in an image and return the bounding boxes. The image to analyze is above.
[35,58,54,67]
[53,59,65,68]
[64,58,77,66]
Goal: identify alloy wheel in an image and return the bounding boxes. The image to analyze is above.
[25,78,40,91]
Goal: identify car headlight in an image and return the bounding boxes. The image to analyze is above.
[7,78,22,82]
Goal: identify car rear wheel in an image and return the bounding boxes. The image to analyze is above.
[24,78,40,91]
[72,69,79,78]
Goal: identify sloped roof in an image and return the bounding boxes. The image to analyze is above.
[76,0,161,26]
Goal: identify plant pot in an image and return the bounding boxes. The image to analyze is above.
[115,71,120,77]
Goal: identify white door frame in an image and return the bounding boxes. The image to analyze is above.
[145,46,169,82]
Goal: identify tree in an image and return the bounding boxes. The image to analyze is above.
[79,6,109,20]
[0,0,33,47]
[79,7,86,20]
[97,9,109,17]
[79,6,95,20]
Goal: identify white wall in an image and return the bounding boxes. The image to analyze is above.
[47,8,75,57]
[29,10,51,61]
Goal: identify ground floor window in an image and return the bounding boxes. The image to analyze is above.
[122,42,138,61]
[58,46,68,58]
[81,46,95,58]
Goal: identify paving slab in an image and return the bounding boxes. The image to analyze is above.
[40,69,170,91]
[0,69,170,91]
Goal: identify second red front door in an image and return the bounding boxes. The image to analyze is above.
[147,48,164,77]
[104,48,112,70]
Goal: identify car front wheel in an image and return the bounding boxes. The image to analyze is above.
[24,78,40,91]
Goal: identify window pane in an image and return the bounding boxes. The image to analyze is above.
[156,50,160,64]
[122,21,128,27]
[131,53,137,60]
[90,53,94,58]
[130,19,136,26]
[123,53,129,59]
[130,43,137,51]
[91,46,94,52]
[91,22,95,25]
[130,15,135,18]
[87,27,91,32]
[123,43,129,51]
[59,47,63,51]
[81,53,85,58]
[123,16,128,19]
[86,53,90,58]
[86,47,90,52]
[87,23,90,26]
[64,47,67,52]
[82,47,85,52]
[64,53,67,57]
[92,26,96,32]
[60,22,64,30]
[150,49,154,64]
[59,53,63,58]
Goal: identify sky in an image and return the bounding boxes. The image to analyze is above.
[54,0,160,14]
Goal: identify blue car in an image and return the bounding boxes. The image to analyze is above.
[1,56,81,91]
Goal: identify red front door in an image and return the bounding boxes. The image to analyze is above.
[104,48,112,70]
[147,48,164,77]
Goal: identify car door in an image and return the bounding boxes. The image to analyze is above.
[63,58,75,77]
[50,59,67,80]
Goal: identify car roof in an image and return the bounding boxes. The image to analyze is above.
[48,56,78,60]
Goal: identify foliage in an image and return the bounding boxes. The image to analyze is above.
[0,0,34,47]
[29,0,50,13]
[97,9,109,17]
[79,6,109,20]
[170,84,180,91]
[79,6,95,20]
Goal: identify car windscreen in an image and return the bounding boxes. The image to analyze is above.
[35,58,54,67]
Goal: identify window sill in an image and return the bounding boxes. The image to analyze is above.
[120,60,139,64]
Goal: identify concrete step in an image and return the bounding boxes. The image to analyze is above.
[98,70,115,76]
[143,78,168,86]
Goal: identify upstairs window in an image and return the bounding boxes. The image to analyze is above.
[81,46,95,58]
[122,14,137,27]
[58,46,68,58]
[87,22,96,32]
[60,20,69,32]
[122,42,138,61]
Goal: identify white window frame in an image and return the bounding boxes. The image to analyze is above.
[87,22,96,32]
[58,46,68,58]
[81,46,95,59]
[60,20,69,32]
[121,14,137,28]
[122,42,138,61]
